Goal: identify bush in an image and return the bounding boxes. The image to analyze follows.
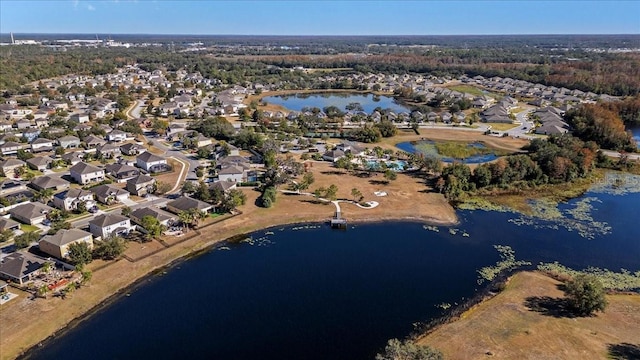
[564,274,608,316]
[376,339,443,360]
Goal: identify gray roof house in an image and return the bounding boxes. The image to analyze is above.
[57,135,81,149]
[52,188,95,212]
[0,141,25,155]
[0,158,26,177]
[130,206,176,227]
[96,143,122,159]
[30,137,55,153]
[84,135,107,149]
[30,175,70,192]
[26,156,53,172]
[88,213,132,239]
[107,129,128,142]
[0,217,21,232]
[119,142,145,156]
[125,174,156,197]
[105,163,140,182]
[136,152,168,173]
[90,184,130,205]
[69,162,105,185]
[0,252,47,285]
[166,195,213,215]
[61,151,85,166]
[39,229,93,260]
[10,202,54,225]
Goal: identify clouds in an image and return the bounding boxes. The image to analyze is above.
[73,0,96,11]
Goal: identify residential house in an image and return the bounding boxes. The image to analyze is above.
[61,151,84,166]
[88,213,132,239]
[0,141,24,155]
[125,174,156,196]
[209,179,237,194]
[10,202,53,225]
[39,229,93,260]
[119,142,145,156]
[30,175,70,192]
[57,135,81,149]
[84,135,107,149]
[0,159,26,177]
[90,184,130,205]
[22,128,41,143]
[34,118,50,128]
[322,149,345,162]
[0,121,13,132]
[0,217,20,232]
[130,206,176,227]
[217,166,246,183]
[70,113,90,124]
[0,179,27,196]
[69,162,105,185]
[96,143,121,159]
[105,163,140,182]
[15,119,33,130]
[52,188,95,212]
[26,156,53,172]
[30,137,54,153]
[107,129,127,143]
[0,252,46,285]
[166,196,213,215]
[136,152,169,173]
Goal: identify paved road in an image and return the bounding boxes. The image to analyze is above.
[508,107,536,139]
[601,150,640,161]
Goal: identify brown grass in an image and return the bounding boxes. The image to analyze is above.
[418,271,640,360]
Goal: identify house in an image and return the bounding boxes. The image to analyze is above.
[39,229,93,260]
[69,162,105,185]
[22,128,41,143]
[0,141,24,155]
[193,134,212,148]
[125,174,156,196]
[26,156,53,172]
[0,217,21,232]
[96,143,121,159]
[52,188,95,212]
[130,206,176,227]
[30,137,54,153]
[57,135,81,149]
[90,184,130,205]
[217,166,246,183]
[322,149,345,162]
[0,159,26,177]
[61,151,84,165]
[83,135,107,149]
[105,163,140,182]
[136,152,169,173]
[34,117,50,128]
[209,179,237,194]
[88,213,132,239]
[15,119,33,129]
[0,179,27,196]
[0,252,47,285]
[107,129,127,143]
[70,113,90,124]
[535,121,571,136]
[10,202,53,225]
[30,175,70,192]
[166,195,213,215]
[119,142,145,156]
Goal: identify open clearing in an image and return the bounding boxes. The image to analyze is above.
[418,271,640,360]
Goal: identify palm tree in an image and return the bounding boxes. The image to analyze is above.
[34,188,54,204]
[178,211,194,232]
[188,208,206,229]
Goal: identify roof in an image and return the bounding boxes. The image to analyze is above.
[26,156,53,167]
[120,143,143,151]
[127,174,155,185]
[105,163,138,174]
[58,135,80,142]
[137,151,166,163]
[31,175,70,189]
[10,202,53,220]
[89,213,129,228]
[210,180,237,192]
[84,135,106,145]
[218,166,244,176]
[31,137,54,145]
[0,252,46,280]
[90,184,129,199]
[131,206,175,224]
[0,217,20,230]
[167,196,211,212]
[70,162,103,175]
[0,141,23,149]
[40,228,92,247]
[0,158,26,168]
[54,188,93,200]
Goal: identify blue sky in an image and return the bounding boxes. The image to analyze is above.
[1,1,639,35]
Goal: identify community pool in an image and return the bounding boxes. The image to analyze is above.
[364,159,408,171]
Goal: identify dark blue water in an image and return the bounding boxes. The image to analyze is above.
[28,189,640,360]
[396,141,499,164]
[631,125,640,149]
[263,93,410,114]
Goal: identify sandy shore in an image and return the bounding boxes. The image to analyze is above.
[0,164,456,360]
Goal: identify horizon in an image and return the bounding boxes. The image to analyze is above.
[1,1,639,36]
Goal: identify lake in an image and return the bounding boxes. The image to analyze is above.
[263,93,410,114]
[27,180,640,360]
[631,125,640,149]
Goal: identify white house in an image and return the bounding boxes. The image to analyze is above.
[136,152,168,173]
[88,213,132,239]
[69,162,105,185]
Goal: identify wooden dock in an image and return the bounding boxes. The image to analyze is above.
[330,211,347,229]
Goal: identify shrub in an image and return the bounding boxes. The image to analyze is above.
[564,274,608,316]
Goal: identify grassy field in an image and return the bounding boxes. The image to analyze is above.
[434,141,494,159]
[418,271,640,359]
[446,84,486,97]
[20,224,40,233]
[487,122,519,131]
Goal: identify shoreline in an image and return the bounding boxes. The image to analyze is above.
[4,210,457,360]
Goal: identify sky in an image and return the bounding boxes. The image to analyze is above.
[1,0,639,35]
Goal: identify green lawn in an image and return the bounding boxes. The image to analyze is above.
[446,85,486,97]
[20,224,40,233]
[487,122,519,131]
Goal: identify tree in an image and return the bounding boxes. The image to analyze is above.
[121,206,132,217]
[299,171,315,191]
[178,210,195,232]
[14,231,39,249]
[154,181,172,195]
[351,188,363,202]
[68,242,93,266]
[34,188,54,204]
[76,200,88,214]
[376,338,443,360]
[93,236,127,260]
[325,184,339,201]
[564,274,608,316]
[16,149,34,161]
[384,169,397,182]
[0,229,14,243]
[141,215,166,240]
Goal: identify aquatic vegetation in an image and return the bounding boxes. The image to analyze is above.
[435,302,452,310]
[538,262,640,292]
[422,225,439,232]
[449,228,458,235]
[458,197,512,212]
[589,172,640,196]
[477,245,531,284]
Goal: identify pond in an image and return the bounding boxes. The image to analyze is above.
[26,176,640,360]
[263,92,410,114]
[630,125,640,149]
[396,140,499,164]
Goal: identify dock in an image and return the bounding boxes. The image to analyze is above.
[330,211,347,229]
